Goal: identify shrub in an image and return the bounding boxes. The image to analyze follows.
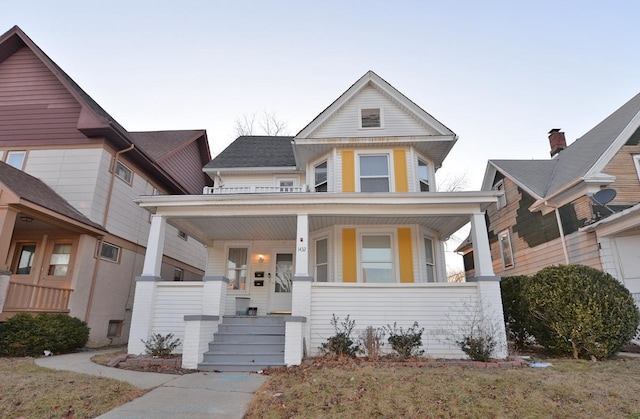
[384,322,424,358]
[457,335,496,362]
[500,275,535,349]
[0,313,89,357]
[525,264,640,360]
[359,326,385,360]
[141,333,181,358]
[319,314,360,357]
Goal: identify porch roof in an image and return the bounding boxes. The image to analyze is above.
[135,191,500,244]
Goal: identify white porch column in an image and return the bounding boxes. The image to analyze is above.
[0,207,18,271]
[475,278,508,359]
[142,215,166,277]
[0,270,10,313]
[295,214,309,276]
[127,276,161,354]
[470,212,495,277]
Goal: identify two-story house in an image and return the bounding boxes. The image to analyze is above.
[0,26,211,346]
[127,71,507,371]
[460,92,640,303]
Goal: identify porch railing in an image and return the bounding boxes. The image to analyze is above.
[203,185,309,195]
[4,282,72,313]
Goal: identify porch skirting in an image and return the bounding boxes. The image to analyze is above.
[127,278,508,370]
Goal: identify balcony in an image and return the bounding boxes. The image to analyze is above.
[4,282,72,313]
[203,185,309,195]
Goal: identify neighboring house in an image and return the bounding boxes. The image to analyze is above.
[459,92,640,302]
[0,26,210,346]
[127,71,507,371]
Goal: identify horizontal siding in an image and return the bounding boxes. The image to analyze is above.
[218,174,302,189]
[309,283,479,358]
[312,85,439,138]
[604,143,640,204]
[151,283,205,350]
[161,141,208,194]
[0,47,90,146]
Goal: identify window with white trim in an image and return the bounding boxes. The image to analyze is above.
[278,179,295,192]
[493,179,507,209]
[498,230,514,269]
[361,234,394,283]
[314,161,328,192]
[6,151,26,170]
[99,242,121,263]
[424,237,435,282]
[634,155,640,180]
[359,154,390,192]
[360,107,382,128]
[227,247,248,290]
[115,161,133,184]
[418,159,429,192]
[315,237,328,282]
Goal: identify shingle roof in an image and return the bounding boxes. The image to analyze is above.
[204,136,296,169]
[489,91,640,198]
[129,130,205,161]
[0,161,105,231]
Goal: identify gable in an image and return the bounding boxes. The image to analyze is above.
[310,84,441,139]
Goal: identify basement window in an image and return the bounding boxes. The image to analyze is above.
[107,320,123,338]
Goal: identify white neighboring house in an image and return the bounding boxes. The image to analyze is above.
[128,71,507,371]
[0,26,210,346]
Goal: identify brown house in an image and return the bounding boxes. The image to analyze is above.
[460,92,640,303]
[0,25,212,346]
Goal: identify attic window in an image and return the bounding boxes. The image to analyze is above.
[360,108,382,129]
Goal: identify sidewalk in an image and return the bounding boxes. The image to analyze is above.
[35,350,267,418]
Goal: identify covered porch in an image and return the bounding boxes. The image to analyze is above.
[127,191,506,369]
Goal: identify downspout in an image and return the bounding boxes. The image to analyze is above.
[85,144,135,323]
[548,202,570,265]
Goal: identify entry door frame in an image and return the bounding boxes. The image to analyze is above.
[268,248,295,313]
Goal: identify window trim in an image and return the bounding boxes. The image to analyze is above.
[177,230,188,241]
[276,178,296,192]
[46,242,74,278]
[423,236,435,282]
[225,245,250,292]
[633,155,640,180]
[99,242,121,263]
[418,159,430,192]
[357,228,398,283]
[314,236,329,282]
[115,160,133,185]
[107,320,123,338]
[314,160,328,192]
[493,179,507,210]
[356,151,394,192]
[358,106,384,129]
[498,229,514,269]
[11,242,37,275]
[5,150,27,170]
[173,267,183,281]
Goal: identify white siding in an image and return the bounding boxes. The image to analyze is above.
[151,282,205,350]
[219,174,303,189]
[163,223,208,271]
[309,283,480,358]
[311,85,440,138]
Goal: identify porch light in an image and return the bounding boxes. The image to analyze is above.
[258,254,264,263]
[19,216,33,223]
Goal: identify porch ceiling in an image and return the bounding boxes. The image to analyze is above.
[169,214,471,244]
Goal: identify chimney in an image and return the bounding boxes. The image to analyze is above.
[549,128,566,157]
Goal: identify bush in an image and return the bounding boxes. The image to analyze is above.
[141,333,181,357]
[525,264,640,360]
[319,314,360,357]
[500,275,535,349]
[457,335,496,362]
[384,322,424,358]
[0,313,89,357]
[359,326,385,360]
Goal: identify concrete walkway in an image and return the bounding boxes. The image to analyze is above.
[35,349,267,418]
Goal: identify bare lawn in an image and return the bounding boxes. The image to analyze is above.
[245,355,640,418]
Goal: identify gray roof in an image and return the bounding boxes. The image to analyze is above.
[0,161,105,231]
[490,91,640,198]
[204,136,296,169]
[129,130,205,161]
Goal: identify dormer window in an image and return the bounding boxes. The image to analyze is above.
[360,107,382,129]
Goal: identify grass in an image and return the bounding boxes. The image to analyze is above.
[245,356,640,418]
[0,357,145,419]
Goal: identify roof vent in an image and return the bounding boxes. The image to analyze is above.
[548,128,566,157]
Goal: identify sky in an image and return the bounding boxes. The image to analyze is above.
[4,1,640,269]
[3,1,640,188]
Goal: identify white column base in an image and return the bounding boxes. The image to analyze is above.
[182,315,219,369]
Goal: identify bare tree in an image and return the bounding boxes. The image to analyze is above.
[234,111,289,137]
[437,170,469,192]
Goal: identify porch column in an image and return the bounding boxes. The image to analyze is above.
[142,214,166,277]
[291,213,312,363]
[0,207,18,271]
[0,270,9,313]
[127,276,161,355]
[470,212,495,277]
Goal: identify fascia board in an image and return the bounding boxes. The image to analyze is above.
[587,109,640,177]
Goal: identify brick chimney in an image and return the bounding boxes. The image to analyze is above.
[549,128,566,157]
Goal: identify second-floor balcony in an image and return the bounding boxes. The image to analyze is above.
[203,185,309,195]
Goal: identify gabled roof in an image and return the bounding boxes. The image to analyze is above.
[483,91,640,202]
[0,161,105,232]
[129,130,210,164]
[204,136,296,171]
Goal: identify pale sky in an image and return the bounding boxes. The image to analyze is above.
[4,1,640,269]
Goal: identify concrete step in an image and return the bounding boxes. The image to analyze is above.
[217,324,285,334]
[197,362,285,372]
[213,332,285,344]
[202,352,284,364]
[208,342,284,354]
[221,315,286,326]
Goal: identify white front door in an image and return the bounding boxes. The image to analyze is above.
[269,252,293,313]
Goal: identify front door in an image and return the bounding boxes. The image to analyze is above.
[269,252,293,313]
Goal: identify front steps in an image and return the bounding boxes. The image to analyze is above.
[198,315,286,372]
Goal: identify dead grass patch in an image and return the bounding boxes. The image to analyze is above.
[0,357,145,419]
[245,356,640,418]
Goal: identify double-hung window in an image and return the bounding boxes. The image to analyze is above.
[359,155,390,192]
[418,160,429,192]
[315,238,328,282]
[424,237,435,282]
[227,247,248,290]
[314,161,328,192]
[48,243,72,276]
[361,234,394,283]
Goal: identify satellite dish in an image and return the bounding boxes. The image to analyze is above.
[591,189,617,214]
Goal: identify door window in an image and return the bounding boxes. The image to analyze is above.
[13,243,37,275]
[275,253,293,293]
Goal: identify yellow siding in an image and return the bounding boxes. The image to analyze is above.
[398,228,415,283]
[393,149,408,192]
[342,150,355,192]
[342,228,357,282]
